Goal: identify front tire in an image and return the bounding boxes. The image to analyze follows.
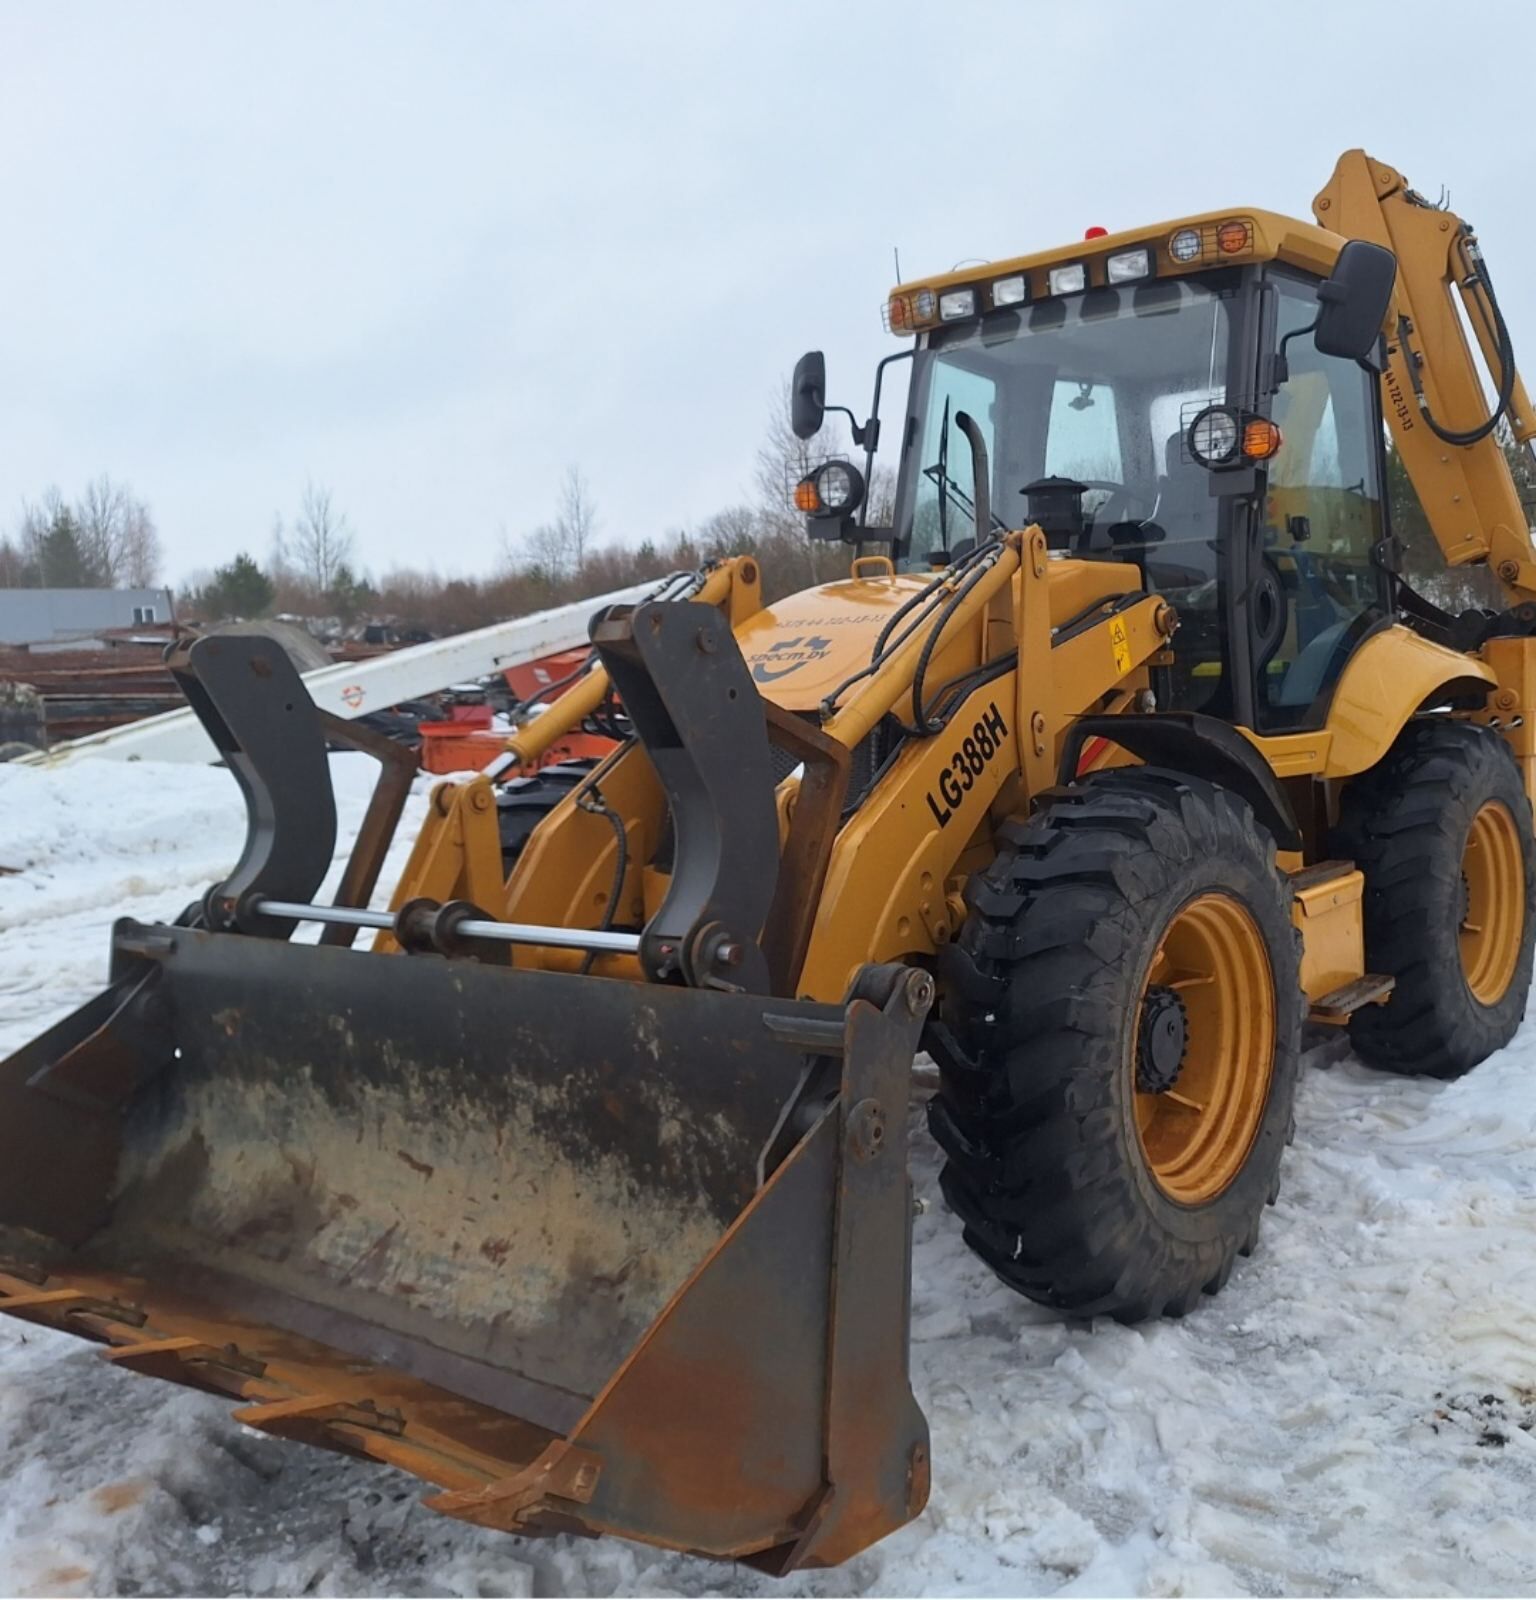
[1332,719,1535,1079]
[496,761,598,870]
[928,769,1302,1321]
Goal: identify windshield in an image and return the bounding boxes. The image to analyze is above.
[895,270,1242,571]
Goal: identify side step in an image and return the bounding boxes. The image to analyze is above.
[1289,859,1394,1025]
[1309,972,1394,1025]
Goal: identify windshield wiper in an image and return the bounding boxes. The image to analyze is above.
[922,461,1009,536]
[937,396,951,546]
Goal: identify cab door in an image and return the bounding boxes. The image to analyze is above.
[1249,272,1393,732]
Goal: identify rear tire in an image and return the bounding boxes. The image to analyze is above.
[1332,719,1535,1079]
[928,768,1302,1321]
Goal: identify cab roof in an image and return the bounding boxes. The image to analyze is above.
[886,207,1347,334]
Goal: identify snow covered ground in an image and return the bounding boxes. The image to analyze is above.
[1,753,1535,1597]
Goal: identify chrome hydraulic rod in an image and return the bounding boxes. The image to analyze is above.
[252,898,643,953]
[259,900,391,930]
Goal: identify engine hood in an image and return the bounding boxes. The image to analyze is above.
[733,574,933,712]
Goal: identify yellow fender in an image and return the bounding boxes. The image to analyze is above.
[1321,624,1493,777]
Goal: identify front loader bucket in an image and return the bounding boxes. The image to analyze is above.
[0,931,931,1571]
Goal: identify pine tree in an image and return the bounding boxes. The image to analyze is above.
[326,561,375,626]
[37,508,103,587]
[214,553,276,618]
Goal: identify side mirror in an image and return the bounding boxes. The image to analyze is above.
[790,350,826,440]
[1315,239,1397,364]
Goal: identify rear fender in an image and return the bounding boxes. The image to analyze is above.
[1318,624,1494,777]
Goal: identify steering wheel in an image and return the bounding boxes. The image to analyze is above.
[1074,477,1131,507]
[1069,479,1150,552]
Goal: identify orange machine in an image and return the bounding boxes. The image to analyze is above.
[417,648,618,774]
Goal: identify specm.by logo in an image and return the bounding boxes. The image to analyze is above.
[749,635,833,683]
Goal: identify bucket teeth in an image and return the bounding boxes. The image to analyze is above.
[426,1442,604,1535]
[233,1393,407,1442]
[0,1288,98,1312]
[103,1336,267,1395]
[0,1283,148,1329]
[230,1395,497,1489]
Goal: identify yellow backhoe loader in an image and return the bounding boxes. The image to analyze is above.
[4,149,1535,1571]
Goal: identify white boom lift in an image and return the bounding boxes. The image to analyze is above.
[19,582,652,767]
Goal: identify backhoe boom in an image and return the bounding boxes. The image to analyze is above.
[1315,150,1536,599]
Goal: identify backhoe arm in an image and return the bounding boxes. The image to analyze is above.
[1314,150,1536,600]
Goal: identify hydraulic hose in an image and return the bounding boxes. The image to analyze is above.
[576,782,628,974]
[1410,234,1518,447]
[821,534,1004,716]
[907,544,1009,736]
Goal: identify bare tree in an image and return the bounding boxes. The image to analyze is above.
[553,465,599,576]
[267,514,295,582]
[289,483,355,595]
[76,474,162,586]
[17,488,66,575]
[502,467,600,582]
[519,521,574,582]
[867,462,898,528]
[495,518,547,579]
[0,536,30,586]
[693,503,762,557]
[8,479,159,587]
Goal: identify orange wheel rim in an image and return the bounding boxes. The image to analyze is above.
[1460,800,1525,1006]
[1132,893,1276,1205]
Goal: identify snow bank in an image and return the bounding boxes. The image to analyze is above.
[1,757,1534,1596]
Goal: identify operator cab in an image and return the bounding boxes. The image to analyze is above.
[884,245,1396,734]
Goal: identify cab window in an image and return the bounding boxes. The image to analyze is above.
[899,274,1245,715]
[910,363,997,556]
[1045,378,1121,483]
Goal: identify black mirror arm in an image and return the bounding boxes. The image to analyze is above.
[858,346,913,534]
[1271,317,1319,389]
[822,402,867,446]
[1273,313,1389,391]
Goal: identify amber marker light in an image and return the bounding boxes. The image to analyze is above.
[794,477,823,514]
[1243,419,1283,460]
[1217,219,1251,255]
[886,288,937,334]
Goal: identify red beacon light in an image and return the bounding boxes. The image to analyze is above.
[1085,226,1109,239]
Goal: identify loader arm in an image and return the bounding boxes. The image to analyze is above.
[496,557,765,771]
[799,529,1177,999]
[1315,150,1536,599]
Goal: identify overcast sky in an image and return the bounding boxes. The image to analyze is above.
[3,1,1533,587]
